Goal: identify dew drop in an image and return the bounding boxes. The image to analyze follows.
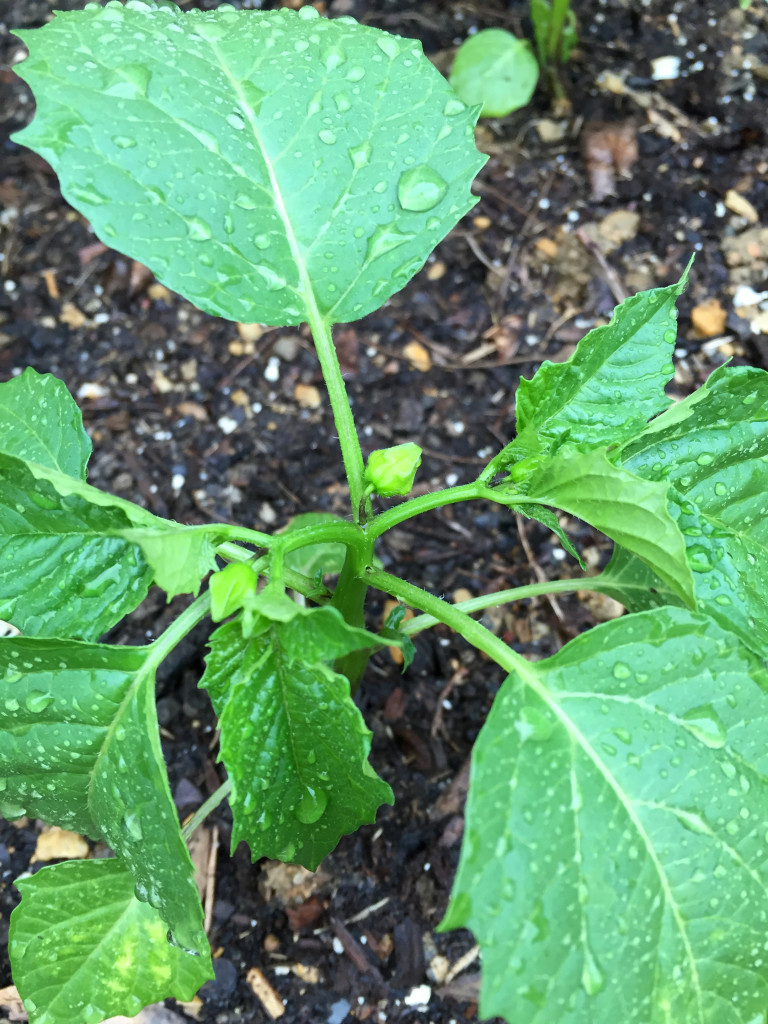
[25,691,54,714]
[294,38,310,53]
[254,233,270,250]
[443,97,466,116]
[235,194,258,210]
[123,811,143,840]
[69,182,110,206]
[297,4,319,17]
[295,786,328,824]
[376,35,399,60]
[714,482,727,496]
[664,328,676,344]
[581,947,605,996]
[687,545,713,572]
[348,140,371,169]
[612,662,632,680]
[397,165,448,213]
[365,224,416,262]
[681,704,727,749]
[324,44,346,71]
[333,92,351,113]
[223,213,234,234]
[227,112,245,131]
[254,265,285,291]
[696,453,713,466]
[345,66,365,82]
[319,129,337,145]
[241,81,266,117]
[112,135,137,149]
[186,216,212,241]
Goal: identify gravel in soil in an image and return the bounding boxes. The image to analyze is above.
[0,0,767,1021]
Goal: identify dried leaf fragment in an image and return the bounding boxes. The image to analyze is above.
[581,120,638,201]
[246,968,285,1019]
[31,826,89,863]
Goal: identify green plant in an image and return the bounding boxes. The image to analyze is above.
[449,27,539,117]
[449,1,576,116]
[5,3,768,1023]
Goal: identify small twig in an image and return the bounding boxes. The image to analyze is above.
[515,513,566,627]
[575,226,628,304]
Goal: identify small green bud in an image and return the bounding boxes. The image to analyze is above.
[209,562,258,621]
[365,442,422,497]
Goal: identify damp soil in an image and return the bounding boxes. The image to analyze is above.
[0,0,767,1022]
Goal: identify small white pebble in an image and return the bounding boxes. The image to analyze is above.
[264,356,280,382]
[651,55,681,80]
[171,474,185,491]
[567,209,580,223]
[77,382,109,400]
[404,984,432,1008]
[451,420,465,435]
[217,415,239,435]
[552,547,567,561]
[251,402,262,414]
[332,936,344,955]
[445,472,459,487]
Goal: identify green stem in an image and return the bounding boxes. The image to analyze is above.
[365,567,534,680]
[181,778,233,841]
[547,0,571,63]
[402,576,589,634]
[307,311,367,524]
[331,539,374,693]
[368,482,500,541]
[142,591,211,674]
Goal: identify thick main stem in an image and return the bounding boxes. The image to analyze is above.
[308,311,367,524]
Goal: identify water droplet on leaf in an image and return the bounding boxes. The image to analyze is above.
[25,691,53,713]
[187,216,212,241]
[397,165,448,212]
[295,786,328,824]
[681,704,727,749]
[348,140,371,169]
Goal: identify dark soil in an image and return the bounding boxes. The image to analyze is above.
[1,0,767,1022]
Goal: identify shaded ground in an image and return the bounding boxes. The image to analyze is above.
[0,0,767,1021]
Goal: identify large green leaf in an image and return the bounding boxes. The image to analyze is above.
[0,454,153,639]
[442,608,768,1023]
[506,268,688,463]
[0,637,206,955]
[12,2,486,327]
[517,446,694,606]
[10,858,212,1024]
[200,608,393,869]
[609,365,768,656]
[0,368,90,477]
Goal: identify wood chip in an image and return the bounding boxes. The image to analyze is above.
[152,368,174,394]
[597,209,640,249]
[237,322,265,346]
[290,963,321,984]
[535,237,559,260]
[472,215,492,230]
[42,268,59,299]
[691,297,728,337]
[59,301,87,328]
[177,401,209,422]
[294,383,322,409]
[31,826,89,863]
[0,984,27,1022]
[724,188,759,223]
[147,282,172,302]
[245,967,285,1018]
[426,259,446,281]
[402,340,431,372]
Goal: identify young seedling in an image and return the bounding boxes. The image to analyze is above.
[4,3,768,1023]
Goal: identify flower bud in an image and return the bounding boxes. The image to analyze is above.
[210,562,258,621]
[365,442,422,497]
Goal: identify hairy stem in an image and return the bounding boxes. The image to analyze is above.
[402,576,591,634]
[142,591,211,675]
[365,567,534,680]
[307,311,368,524]
[368,482,504,540]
